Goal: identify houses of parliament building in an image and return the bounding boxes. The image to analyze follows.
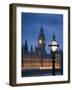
[22,26,63,71]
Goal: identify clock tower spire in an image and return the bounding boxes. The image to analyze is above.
[38,26,46,50]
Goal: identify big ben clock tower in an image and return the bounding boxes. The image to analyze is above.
[37,26,46,55]
[38,26,45,49]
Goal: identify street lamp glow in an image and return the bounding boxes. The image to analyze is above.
[49,34,59,52]
[49,41,58,52]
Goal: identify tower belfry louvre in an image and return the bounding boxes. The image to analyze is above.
[22,26,62,70]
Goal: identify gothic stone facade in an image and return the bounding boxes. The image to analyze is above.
[22,27,63,70]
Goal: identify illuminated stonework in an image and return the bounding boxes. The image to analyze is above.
[22,26,63,70]
[22,53,62,70]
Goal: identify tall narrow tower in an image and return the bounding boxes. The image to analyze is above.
[38,26,46,50]
[37,26,46,55]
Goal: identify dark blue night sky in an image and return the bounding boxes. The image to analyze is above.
[21,13,63,53]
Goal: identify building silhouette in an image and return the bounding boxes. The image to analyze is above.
[22,26,63,71]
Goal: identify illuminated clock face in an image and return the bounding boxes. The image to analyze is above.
[39,40,42,44]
